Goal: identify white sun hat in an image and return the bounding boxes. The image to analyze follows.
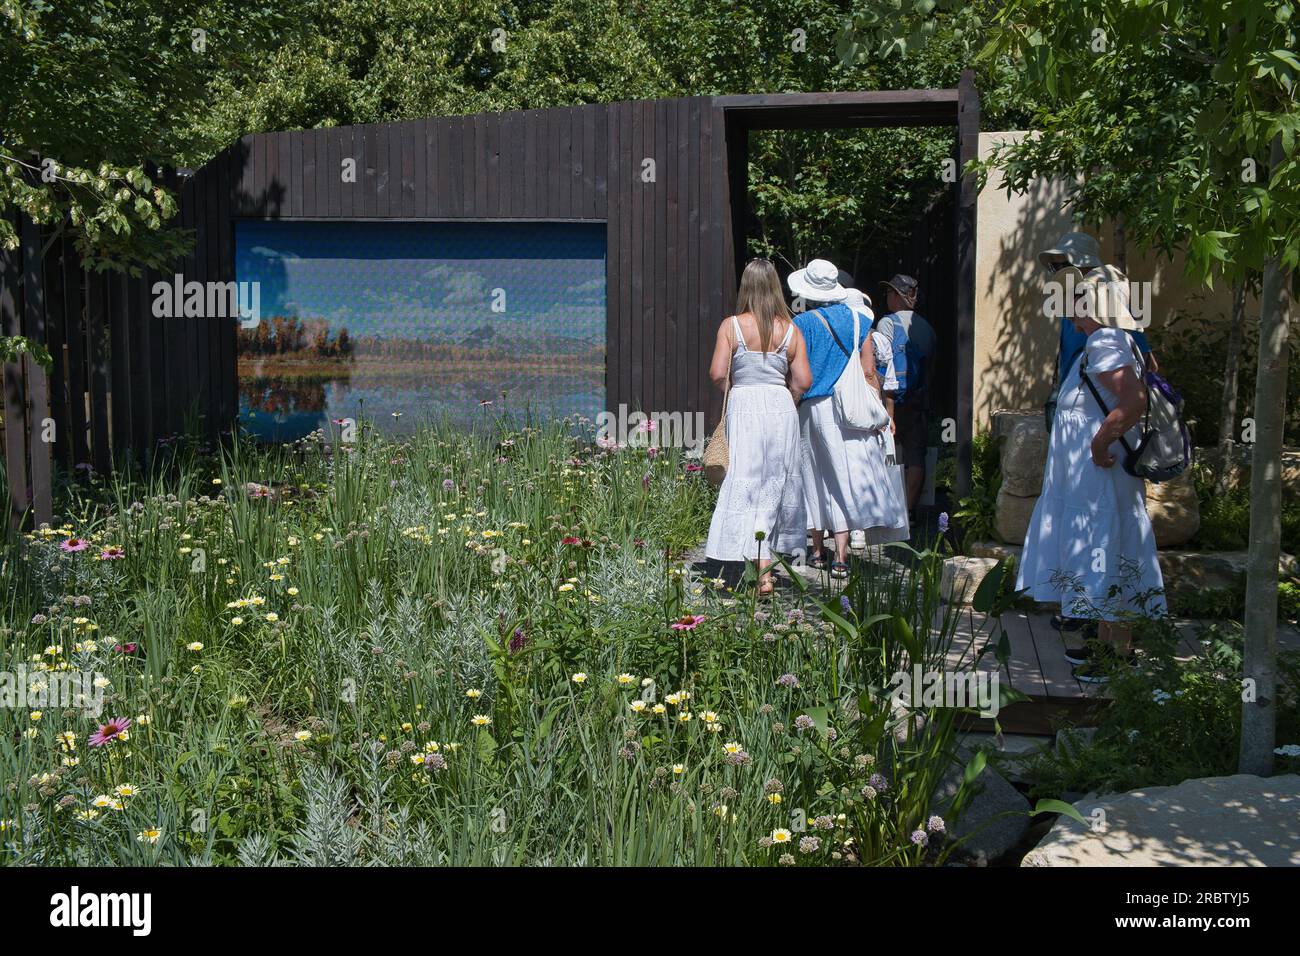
[1037,231,1102,274]
[787,258,849,303]
[842,287,875,323]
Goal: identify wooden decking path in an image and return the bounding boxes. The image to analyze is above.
[689,540,1299,735]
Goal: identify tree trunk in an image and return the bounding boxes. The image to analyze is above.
[1215,279,1247,495]
[1239,141,1290,776]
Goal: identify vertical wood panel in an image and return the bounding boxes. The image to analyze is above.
[603,104,619,412]
[628,102,643,408]
[44,232,72,470]
[302,126,317,217]
[523,110,537,219]
[656,99,671,416]
[474,113,489,217]
[954,69,980,499]
[698,104,717,426]
[486,113,500,217]
[22,218,52,523]
[108,271,131,464]
[1,211,30,522]
[463,115,478,218]
[289,129,303,218]
[63,241,88,466]
[363,124,379,217]
[126,267,152,454]
[339,126,355,218]
[412,119,427,218]
[509,111,525,217]
[335,125,351,217]
[378,122,393,217]
[85,269,111,474]
[557,107,572,219]
[219,151,237,425]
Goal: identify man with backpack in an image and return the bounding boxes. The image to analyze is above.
[873,274,937,518]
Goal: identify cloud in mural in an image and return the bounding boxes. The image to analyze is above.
[248,245,300,260]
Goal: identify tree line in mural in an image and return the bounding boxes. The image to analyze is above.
[237,316,354,358]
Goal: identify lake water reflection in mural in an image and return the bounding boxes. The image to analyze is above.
[235,220,606,441]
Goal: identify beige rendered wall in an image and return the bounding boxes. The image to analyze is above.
[973,131,1241,431]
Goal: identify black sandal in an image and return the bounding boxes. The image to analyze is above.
[830,561,849,580]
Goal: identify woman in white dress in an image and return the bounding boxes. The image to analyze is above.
[788,260,909,579]
[843,286,910,549]
[1016,265,1167,682]
[705,259,813,595]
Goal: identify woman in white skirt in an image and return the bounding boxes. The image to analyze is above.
[705,259,813,595]
[788,260,909,579]
[1016,265,1167,682]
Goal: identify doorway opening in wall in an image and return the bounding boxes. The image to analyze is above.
[232,219,607,442]
[718,84,977,507]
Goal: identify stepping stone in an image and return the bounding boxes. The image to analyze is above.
[1023,773,1300,866]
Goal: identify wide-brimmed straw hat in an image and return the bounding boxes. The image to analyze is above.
[1038,231,1102,273]
[1075,264,1140,331]
[787,259,849,303]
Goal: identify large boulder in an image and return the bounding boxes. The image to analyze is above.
[1000,417,1049,497]
[936,761,1032,865]
[1144,469,1200,548]
[940,555,1001,605]
[1023,774,1300,866]
[994,487,1037,545]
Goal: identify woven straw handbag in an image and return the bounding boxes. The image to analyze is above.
[703,375,731,488]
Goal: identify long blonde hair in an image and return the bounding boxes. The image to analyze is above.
[735,258,792,353]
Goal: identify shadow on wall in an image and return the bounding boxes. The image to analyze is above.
[975,131,1075,427]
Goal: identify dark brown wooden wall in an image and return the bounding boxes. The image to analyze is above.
[3,85,977,526]
[219,97,732,427]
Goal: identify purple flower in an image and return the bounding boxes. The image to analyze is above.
[938,512,950,534]
[60,537,89,553]
[868,773,888,792]
[840,595,851,614]
[927,815,946,834]
[642,472,652,491]
[910,829,929,847]
[776,673,800,689]
[442,478,455,492]
[798,836,821,854]
[508,628,528,654]
[794,714,815,731]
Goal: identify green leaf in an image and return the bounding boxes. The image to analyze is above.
[1033,798,1088,826]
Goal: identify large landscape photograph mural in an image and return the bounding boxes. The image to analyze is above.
[235,220,606,439]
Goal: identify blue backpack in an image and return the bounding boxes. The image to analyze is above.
[874,311,932,404]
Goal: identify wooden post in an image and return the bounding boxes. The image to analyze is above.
[954,69,980,499]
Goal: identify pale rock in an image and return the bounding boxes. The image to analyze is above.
[1144,469,1200,548]
[1023,774,1300,866]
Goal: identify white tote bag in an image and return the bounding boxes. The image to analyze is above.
[819,309,890,432]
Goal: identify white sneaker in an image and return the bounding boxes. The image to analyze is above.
[849,530,866,551]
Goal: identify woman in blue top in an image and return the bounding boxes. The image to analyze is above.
[788,260,910,578]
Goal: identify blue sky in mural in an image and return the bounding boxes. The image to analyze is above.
[234,220,606,439]
[236,220,606,342]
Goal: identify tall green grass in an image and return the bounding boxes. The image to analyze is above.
[1,414,1007,866]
